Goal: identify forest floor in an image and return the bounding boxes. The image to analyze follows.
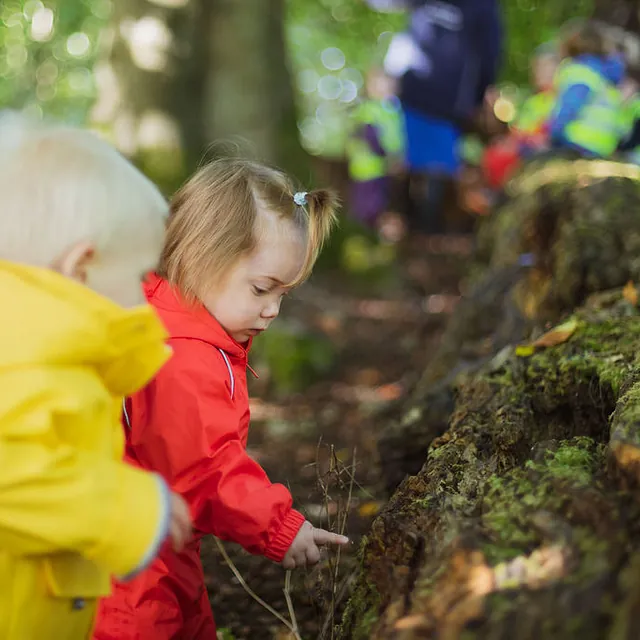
[202,233,474,640]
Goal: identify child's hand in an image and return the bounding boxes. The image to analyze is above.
[282,521,349,569]
[168,492,192,552]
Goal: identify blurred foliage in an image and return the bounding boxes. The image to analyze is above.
[500,0,594,86]
[287,0,405,156]
[0,0,594,156]
[250,319,337,396]
[0,0,108,123]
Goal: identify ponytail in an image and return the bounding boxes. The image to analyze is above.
[290,188,339,286]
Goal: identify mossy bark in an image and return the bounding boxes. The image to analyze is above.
[379,157,640,493]
[341,292,640,638]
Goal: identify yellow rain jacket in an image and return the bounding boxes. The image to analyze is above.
[0,260,172,640]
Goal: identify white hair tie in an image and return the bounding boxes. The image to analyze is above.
[293,191,308,206]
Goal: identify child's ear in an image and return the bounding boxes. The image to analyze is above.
[51,241,95,283]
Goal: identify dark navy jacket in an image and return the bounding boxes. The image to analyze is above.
[395,0,503,124]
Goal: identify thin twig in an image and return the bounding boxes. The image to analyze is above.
[319,572,357,639]
[214,538,302,639]
[284,570,301,638]
[317,447,357,640]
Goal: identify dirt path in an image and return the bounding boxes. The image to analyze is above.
[202,235,473,639]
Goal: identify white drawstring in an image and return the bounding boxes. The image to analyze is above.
[122,398,131,429]
[217,348,235,399]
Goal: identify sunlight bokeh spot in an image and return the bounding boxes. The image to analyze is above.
[30,6,53,42]
[66,32,91,58]
[321,46,346,71]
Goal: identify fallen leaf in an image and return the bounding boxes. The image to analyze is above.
[623,280,639,306]
[358,501,382,517]
[376,383,403,401]
[531,317,578,348]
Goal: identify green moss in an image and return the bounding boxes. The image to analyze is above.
[338,536,382,640]
[484,315,640,403]
[414,495,435,509]
[544,439,605,485]
[338,578,381,640]
[611,379,640,448]
[481,438,603,564]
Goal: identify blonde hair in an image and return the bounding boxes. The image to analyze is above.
[159,158,339,301]
[0,111,168,266]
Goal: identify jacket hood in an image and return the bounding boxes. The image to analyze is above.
[0,260,170,396]
[144,273,251,359]
[578,53,625,86]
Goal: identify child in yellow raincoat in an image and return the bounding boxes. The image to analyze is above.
[0,112,191,640]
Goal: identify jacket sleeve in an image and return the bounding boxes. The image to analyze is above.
[129,340,305,562]
[0,378,171,578]
[549,84,592,140]
[359,123,387,157]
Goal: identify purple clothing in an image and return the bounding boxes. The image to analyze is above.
[349,176,390,225]
[358,124,386,157]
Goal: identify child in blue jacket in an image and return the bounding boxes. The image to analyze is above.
[549,21,628,158]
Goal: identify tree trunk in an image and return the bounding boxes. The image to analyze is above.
[378,155,640,493]
[341,292,640,639]
[341,156,640,638]
[92,0,308,191]
[205,0,309,180]
[91,0,211,192]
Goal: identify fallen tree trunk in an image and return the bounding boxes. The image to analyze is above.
[378,156,640,493]
[341,157,640,638]
[341,290,640,639]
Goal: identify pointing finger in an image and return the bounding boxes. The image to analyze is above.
[312,528,349,546]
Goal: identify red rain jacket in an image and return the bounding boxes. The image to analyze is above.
[93,274,305,639]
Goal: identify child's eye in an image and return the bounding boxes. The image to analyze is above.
[252,286,268,296]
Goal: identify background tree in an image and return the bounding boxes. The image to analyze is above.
[91,0,210,192]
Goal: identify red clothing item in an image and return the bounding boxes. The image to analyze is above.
[482,138,522,190]
[93,274,305,640]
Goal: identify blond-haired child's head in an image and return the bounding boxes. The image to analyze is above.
[0,112,168,307]
[160,157,338,343]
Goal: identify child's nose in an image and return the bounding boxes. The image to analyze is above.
[262,298,281,319]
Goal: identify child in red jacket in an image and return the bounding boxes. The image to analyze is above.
[93,158,348,639]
